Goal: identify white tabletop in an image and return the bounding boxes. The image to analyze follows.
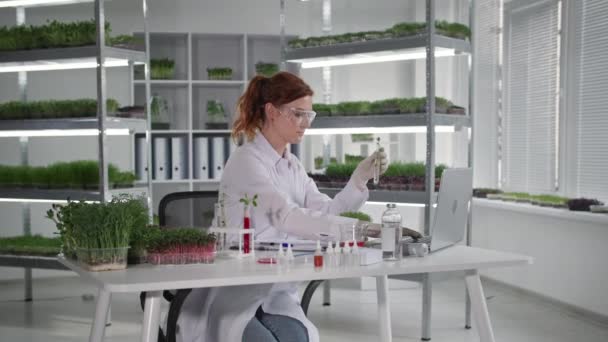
[58,245,532,293]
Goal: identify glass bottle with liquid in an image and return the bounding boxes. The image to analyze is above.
[381,203,402,261]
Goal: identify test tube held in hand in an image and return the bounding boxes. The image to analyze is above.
[373,137,381,185]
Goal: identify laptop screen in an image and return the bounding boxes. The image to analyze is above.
[430,168,473,252]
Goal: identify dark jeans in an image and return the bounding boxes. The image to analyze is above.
[242,306,309,342]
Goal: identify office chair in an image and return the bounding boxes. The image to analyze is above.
[139,190,323,342]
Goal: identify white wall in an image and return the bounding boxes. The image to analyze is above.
[472,199,608,318]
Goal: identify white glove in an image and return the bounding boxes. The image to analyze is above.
[350,148,388,191]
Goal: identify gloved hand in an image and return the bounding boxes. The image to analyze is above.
[350,148,388,191]
[361,221,423,240]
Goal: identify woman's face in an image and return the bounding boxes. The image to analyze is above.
[268,95,315,145]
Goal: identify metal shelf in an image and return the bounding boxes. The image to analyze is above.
[0,254,67,270]
[192,129,232,134]
[0,46,146,69]
[311,113,470,129]
[134,80,189,86]
[191,80,246,87]
[192,179,221,184]
[0,0,97,9]
[286,35,471,63]
[318,187,437,204]
[0,117,147,132]
[0,187,148,202]
[151,179,190,184]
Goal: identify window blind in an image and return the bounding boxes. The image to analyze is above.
[503,0,560,193]
[473,0,501,188]
[573,0,608,202]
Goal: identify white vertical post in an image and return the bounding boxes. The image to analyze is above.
[141,290,162,342]
[143,0,154,221]
[95,0,109,203]
[376,275,392,342]
[16,6,33,302]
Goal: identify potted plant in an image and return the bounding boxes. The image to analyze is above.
[47,195,148,271]
[287,21,470,50]
[146,227,217,265]
[335,101,371,116]
[473,188,503,198]
[0,235,62,257]
[313,156,337,170]
[0,98,119,120]
[150,94,171,129]
[109,34,144,50]
[46,199,88,260]
[369,98,401,114]
[312,104,334,117]
[529,194,568,208]
[255,62,279,77]
[566,198,603,212]
[205,100,228,129]
[207,67,233,80]
[149,58,176,79]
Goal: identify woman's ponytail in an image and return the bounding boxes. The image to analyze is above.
[232,75,267,142]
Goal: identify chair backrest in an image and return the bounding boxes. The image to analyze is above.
[158,191,219,228]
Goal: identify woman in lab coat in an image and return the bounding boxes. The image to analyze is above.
[177,72,387,342]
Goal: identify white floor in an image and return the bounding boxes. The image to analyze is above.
[0,275,607,342]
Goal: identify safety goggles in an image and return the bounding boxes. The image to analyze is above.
[280,107,317,125]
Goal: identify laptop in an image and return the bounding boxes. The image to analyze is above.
[421,167,473,253]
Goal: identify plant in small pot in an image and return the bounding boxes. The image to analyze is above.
[150,58,175,80]
[147,227,217,265]
[312,104,334,117]
[46,200,84,260]
[335,101,371,116]
[502,192,531,203]
[0,235,62,257]
[48,195,148,271]
[566,198,603,212]
[313,156,337,170]
[369,98,401,114]
[473,188,503,199]
[350,134,374,143]
[324,163,356,188]
[207,67,233,80]
[529,194,568,208]
[255,62,279,77]
[150,94,171,129]
[205,100,228,129]
[109,34,144,50]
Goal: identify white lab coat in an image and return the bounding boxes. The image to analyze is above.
[177,132,368,342]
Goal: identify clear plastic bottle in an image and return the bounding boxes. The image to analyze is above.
[381,203,402,261]
[325,241,334,268]
[343,242,351,267]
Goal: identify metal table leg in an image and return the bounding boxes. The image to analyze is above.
[421,273,432,341]
[465,270,495,342]
[89,288,111,342]
[323,280,331,306]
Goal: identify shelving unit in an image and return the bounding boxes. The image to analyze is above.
[281,0,474,339]
[0,0,152,301]
[132,32,292,207]
[311,113,470,129]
